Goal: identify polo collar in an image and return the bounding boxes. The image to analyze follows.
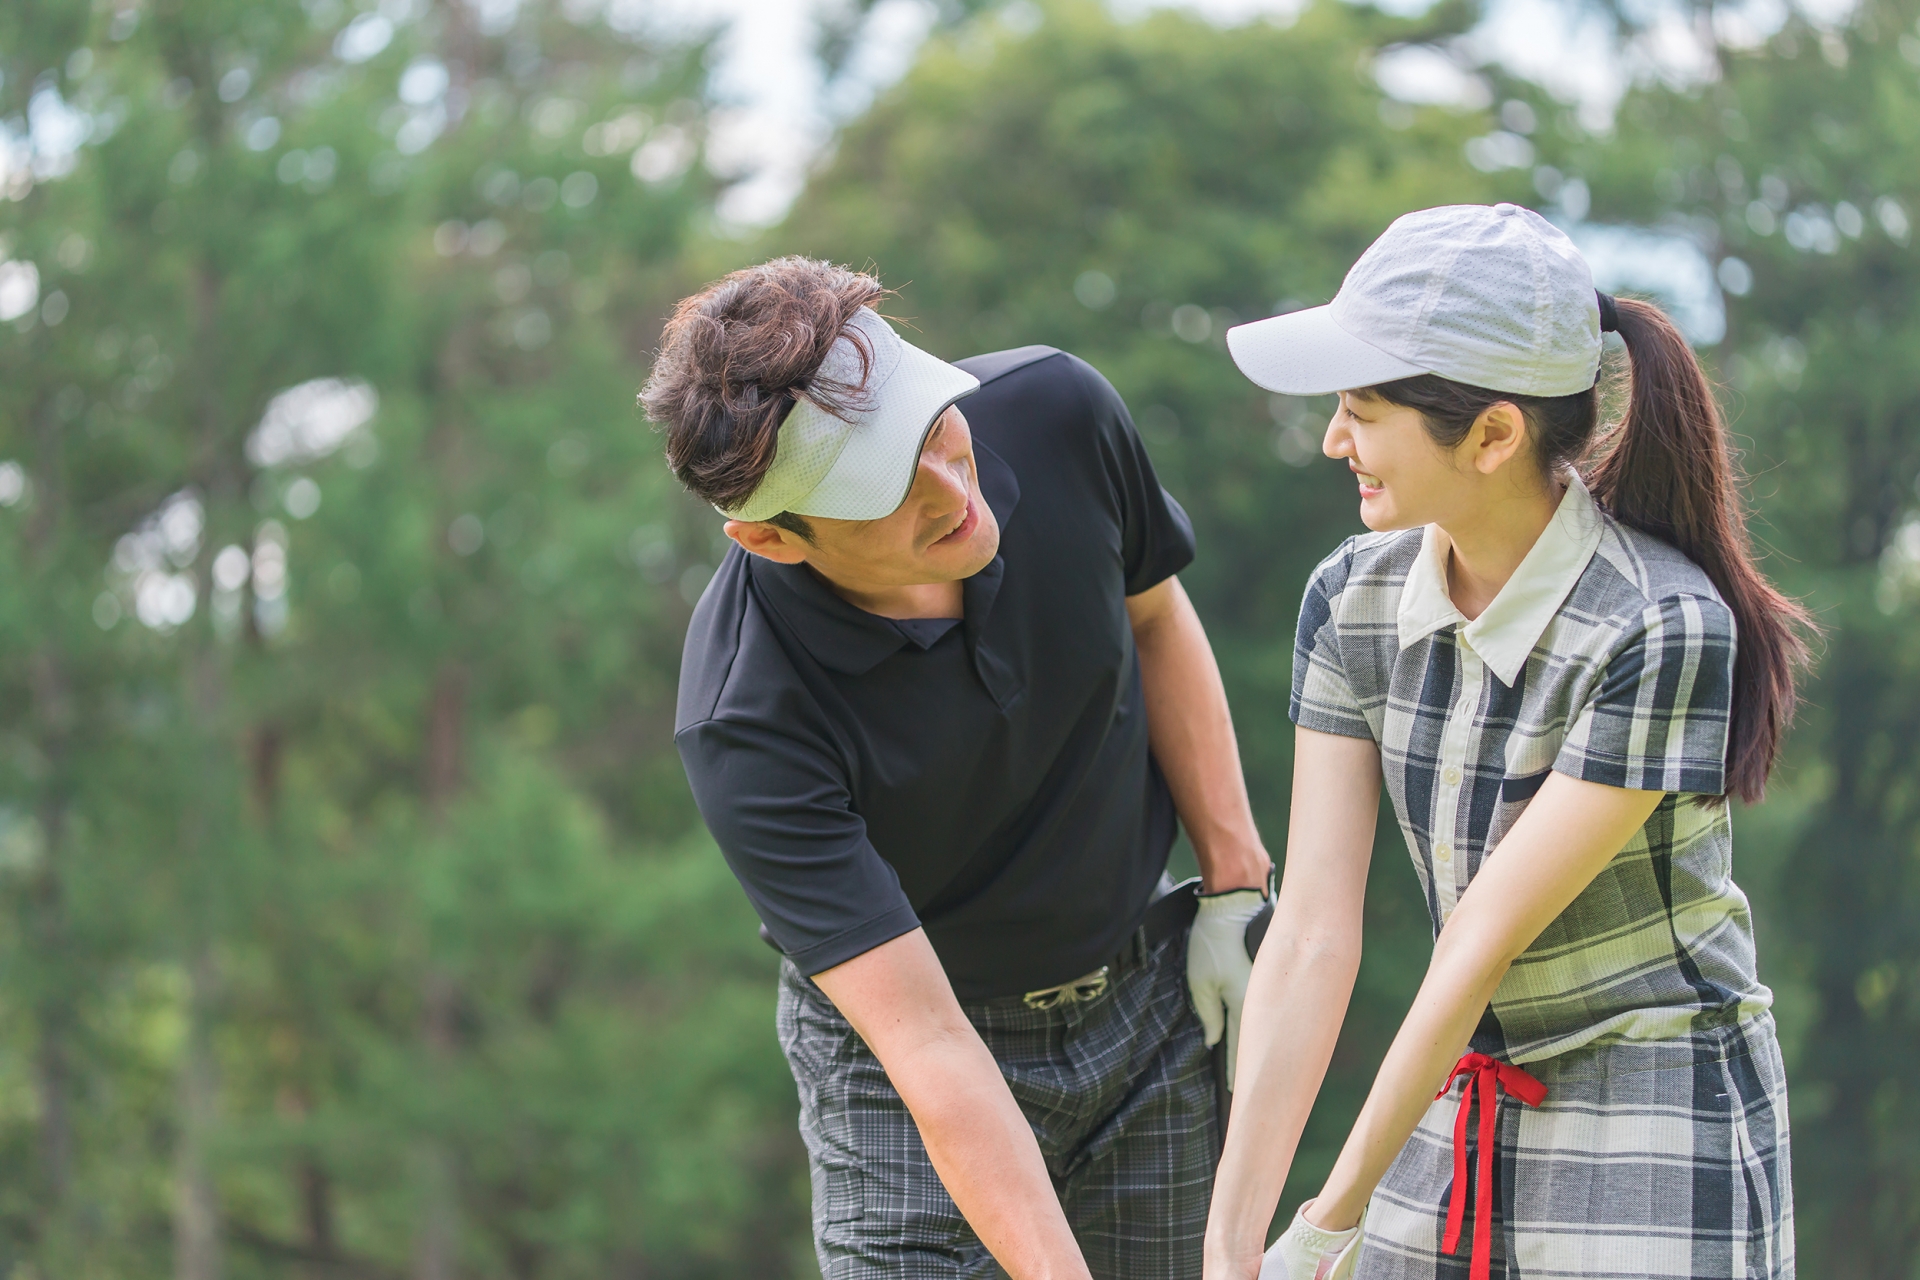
[1396,471,1604,686]
[750,441,1021,679]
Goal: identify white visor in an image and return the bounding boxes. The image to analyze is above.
[719,308,980,523]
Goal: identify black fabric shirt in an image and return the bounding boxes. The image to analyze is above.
[674,348,1197,999]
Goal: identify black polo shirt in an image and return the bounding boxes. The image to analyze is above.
[674,348,1196,999]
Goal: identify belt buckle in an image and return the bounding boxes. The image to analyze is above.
[1022,966,1111,1011]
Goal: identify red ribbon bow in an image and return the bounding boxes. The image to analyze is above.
[1435,1052,1548,1280]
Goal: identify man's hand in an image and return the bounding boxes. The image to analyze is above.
[1187,887,1266,1087]
[1128,576,1270,1089]
[812,930,1093,1280]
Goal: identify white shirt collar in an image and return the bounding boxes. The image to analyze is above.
[1396,472,1605,686]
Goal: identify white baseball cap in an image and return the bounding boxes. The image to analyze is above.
[1226,203,1603,398]
[719,307,980,523]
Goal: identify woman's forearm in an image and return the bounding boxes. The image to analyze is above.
[1205,929,1362,1265]
[1201,726,1381,1280]
[1307,929,1512,1228]
[1305,775,1666,1230]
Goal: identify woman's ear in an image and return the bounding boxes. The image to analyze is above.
[1468,401,1531,476]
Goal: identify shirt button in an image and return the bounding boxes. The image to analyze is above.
[1436,842,1453,864]
[1443,765,1462,786]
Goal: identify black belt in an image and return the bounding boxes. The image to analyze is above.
[1120,874,1203,966]
[753,893,1194,975]
[759,875,1266,1009]
[1019,876,1203,1009]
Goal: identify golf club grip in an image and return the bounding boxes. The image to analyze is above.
[1244,900,1273,960]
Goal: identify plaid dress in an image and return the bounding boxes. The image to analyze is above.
[1291,475,1793,1279]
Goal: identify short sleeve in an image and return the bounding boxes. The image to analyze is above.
[1072,359,1197,595]
[1290,546,1375,740]
[675,716,922,974]
[1554,594,1735,795]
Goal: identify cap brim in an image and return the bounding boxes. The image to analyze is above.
[787,341,980,521]
[1225,306,1427,396]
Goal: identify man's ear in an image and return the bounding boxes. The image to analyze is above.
[1468,401,1531,476]
[724,519,809,565]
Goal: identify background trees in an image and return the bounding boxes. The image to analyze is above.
[0,0,1913,1275]
[1,2,799,1275]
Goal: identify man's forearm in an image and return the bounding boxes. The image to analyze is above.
[1129,577,1269,891]
[885,1028,1090,1280]
[813,930,1092,1280]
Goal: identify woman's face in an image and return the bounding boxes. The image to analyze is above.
[1322,390,1471,533]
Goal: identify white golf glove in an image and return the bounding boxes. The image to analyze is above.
[1257,1202,1363,1280]
[1186,886,1266,1088]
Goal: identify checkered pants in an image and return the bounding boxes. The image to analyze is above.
[776,935,1218,1280]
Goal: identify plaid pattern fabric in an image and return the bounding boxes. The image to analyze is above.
[1365,1023,1793,1280]
[1291,476,1792,1276]
[777,934,1217,1280]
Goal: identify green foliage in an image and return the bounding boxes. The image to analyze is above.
[0,0,1914,1275]
[0,1,800,1276]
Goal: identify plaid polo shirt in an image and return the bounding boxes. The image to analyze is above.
[1291,473,1771,1064]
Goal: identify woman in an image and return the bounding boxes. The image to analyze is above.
[1205,204,1810,1280]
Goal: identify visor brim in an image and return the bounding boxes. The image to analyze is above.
[786,342,980,522]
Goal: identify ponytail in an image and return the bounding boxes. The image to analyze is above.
[1368,296,1816,804]
[1585,297,1814,804]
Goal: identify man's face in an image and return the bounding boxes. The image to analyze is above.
[725,405,1002,592]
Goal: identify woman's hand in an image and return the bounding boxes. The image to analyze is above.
[1255,1203,1364,1280]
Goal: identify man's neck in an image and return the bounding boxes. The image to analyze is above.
[808,567,964,621]
[1440,476,1564,622]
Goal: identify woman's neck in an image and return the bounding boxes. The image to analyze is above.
[1440,475,1565,621]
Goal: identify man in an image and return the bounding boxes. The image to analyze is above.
[645,257,1272,1280]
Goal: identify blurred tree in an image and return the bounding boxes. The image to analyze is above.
[0,2,807,1277]
[1538,2,1920,1272]
[3,0,1914,1275]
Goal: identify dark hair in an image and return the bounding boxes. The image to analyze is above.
[640,256,889,537]
[1366,296,1815,804]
